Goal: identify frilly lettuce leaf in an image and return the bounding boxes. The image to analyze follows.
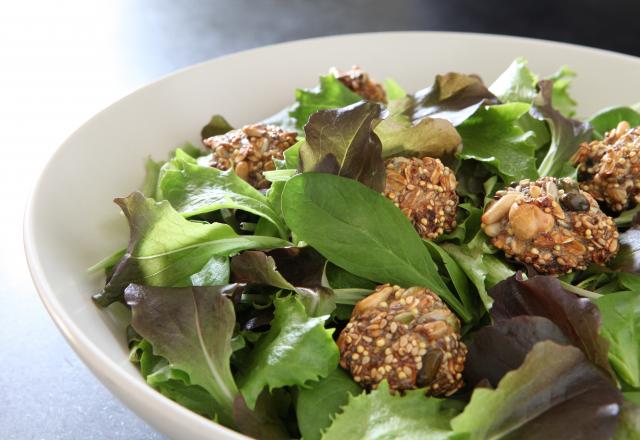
[299,101,386,191]
[237,295,339,409]
[489,57,538,104]
[296,368,363,440]
[289,75,362,130]
[451,341,623,440]
[457,102,540,183]
[93,192,289,306]
[322,381,460,440]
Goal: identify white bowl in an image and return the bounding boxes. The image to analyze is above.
[24,32,640,439]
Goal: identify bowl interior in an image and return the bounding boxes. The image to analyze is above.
[24,32,640,439]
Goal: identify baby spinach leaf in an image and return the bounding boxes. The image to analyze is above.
[299,101,386,192]
[200,114,233,140]
[404,72,498,126]
[281,173,471,322]
[94,192,289,306]
[289,75,362,130]
[237,296,339,409]
[532,80,592,178]
[489,274,614,379]
[595,291,640,388]
[489,57,538,104]
[589,106,640,139]
[457,102,540,183]
[158,157,288,239]
[125,284,238,424]
[296,368,363,440]
[322,381,459,440]
[451,341,623,440]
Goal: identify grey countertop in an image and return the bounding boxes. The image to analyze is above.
[2,0,639,438]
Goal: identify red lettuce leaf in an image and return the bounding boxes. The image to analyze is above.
[488,274,614,379]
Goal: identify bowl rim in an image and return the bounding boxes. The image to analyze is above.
[23,30,640,439]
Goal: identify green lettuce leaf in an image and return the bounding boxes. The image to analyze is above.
[546,66,578,118]
[141,157,163,199]
[237,296,339,409]
[200,114,233,140]
[532,80,592,178]
[384,78,406,100]
[158,156,288,239]
[190,256,230,286]
[375,97,462,159]
[299,101,386,191]
[451,341,623,440]
[589,106,640,139]
[289,75,362,130]
[595,291,640,388]
[94,192,289,306]
[296,368,363,440]
[489,57,537,104]
[281,173,471,322]
[125,284,238,424]
[322,381,459,440]
[457,102,540,183]
[403,72,498,126]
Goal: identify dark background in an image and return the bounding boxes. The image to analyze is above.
[2,1,639,438]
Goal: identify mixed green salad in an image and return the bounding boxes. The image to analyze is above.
[91,59,640,439]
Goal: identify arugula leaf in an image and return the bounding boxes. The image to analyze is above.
[322,381,459,440]
[296,368,363,440]
[299,101,386,191]
[281,173,471,322]
[125,284,238,424]
[237,296,339,409]
[289,75,362,130]
[375,97,461,159]
[489,274,614,379]
[489,57,538,104]
[546,66,578,118]
[94,192,289,306]
[532,80,592,178]
[457,102,540,183]
[200,114,233,140]
[158,156,288,239]
[404,72,498,126]
[589,106,640,139]
[451,341,623,440]
[595,291,640,388]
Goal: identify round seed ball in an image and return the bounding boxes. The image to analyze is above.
[481,176,618,274]
[331,66,387,103]
[572,121,640,212]
[337,284,467,396]
[202,124,297,189]
[384,156,459,240]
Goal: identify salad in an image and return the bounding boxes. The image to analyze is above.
[91,60,640,439]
